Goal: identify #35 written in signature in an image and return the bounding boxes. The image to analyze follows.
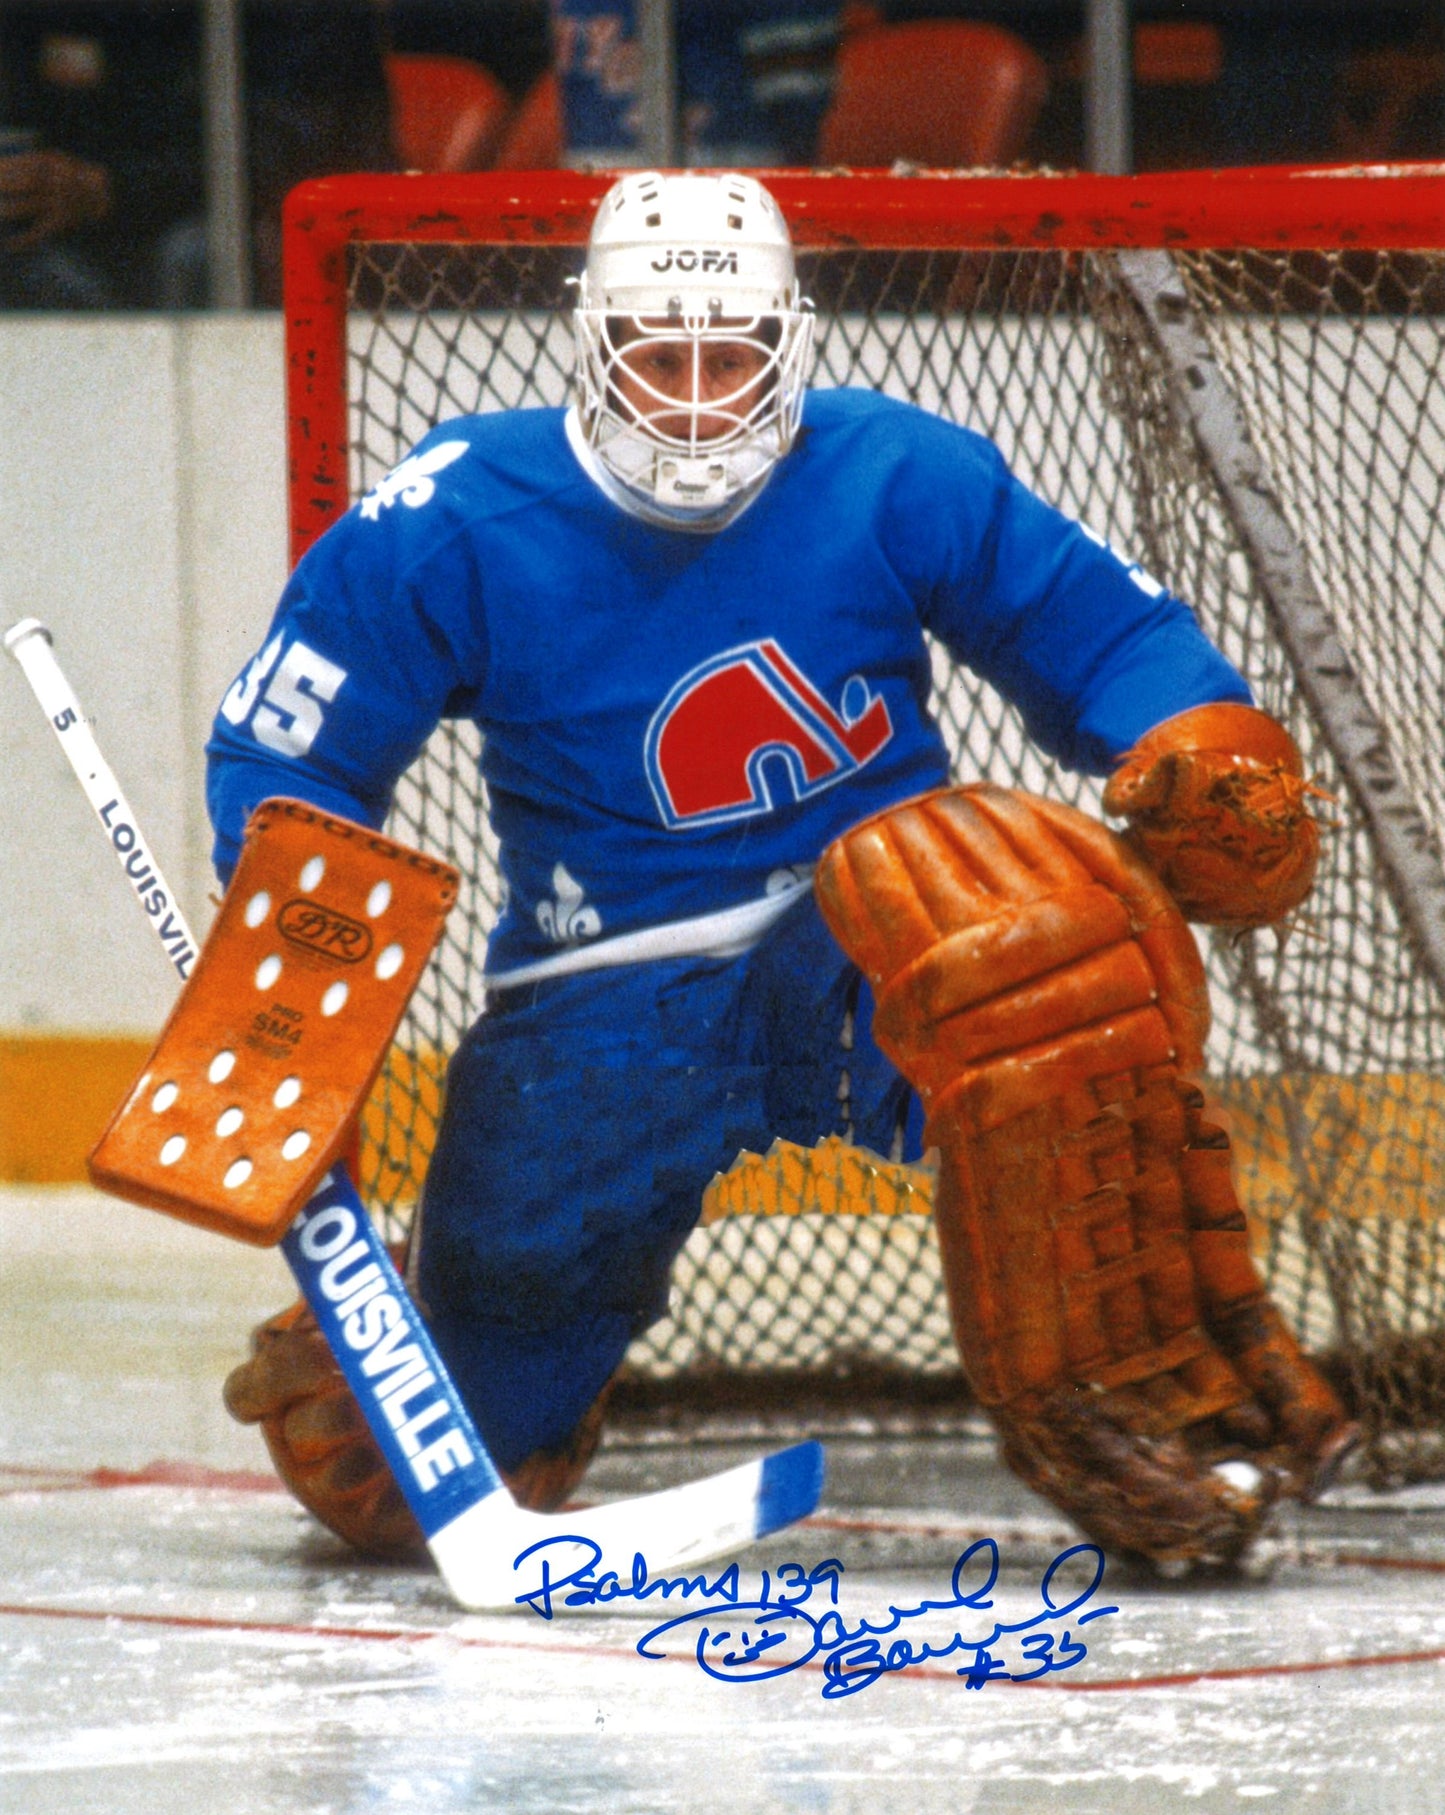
[508,1535,1119,1698]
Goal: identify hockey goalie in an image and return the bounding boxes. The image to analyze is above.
[213,169,1353,1569]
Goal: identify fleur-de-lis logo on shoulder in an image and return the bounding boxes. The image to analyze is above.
[359,440,469,521]
[536,864,602,946]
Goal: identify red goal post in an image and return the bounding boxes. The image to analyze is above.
[282,165,1445,1472]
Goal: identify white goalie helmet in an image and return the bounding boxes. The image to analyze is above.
[574,170,815,527]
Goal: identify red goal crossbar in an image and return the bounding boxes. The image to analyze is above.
[282,163,1445,564]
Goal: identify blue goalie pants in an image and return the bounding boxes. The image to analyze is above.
[416,892,924,1472]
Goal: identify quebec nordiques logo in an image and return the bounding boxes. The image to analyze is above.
[644,640,894,830]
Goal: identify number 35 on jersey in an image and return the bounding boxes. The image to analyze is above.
[220,635,348,759]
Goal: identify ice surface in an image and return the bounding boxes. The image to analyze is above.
[5,1187,1445,1815]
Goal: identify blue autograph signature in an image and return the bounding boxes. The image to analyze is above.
[509,1535,1118,1697]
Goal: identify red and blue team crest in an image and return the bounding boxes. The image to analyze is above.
[645,640,894,829]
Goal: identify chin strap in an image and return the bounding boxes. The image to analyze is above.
[563,405,776,533]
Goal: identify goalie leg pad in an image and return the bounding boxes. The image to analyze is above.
[1177,1086,1357,1490]
[817,783,1352,1565]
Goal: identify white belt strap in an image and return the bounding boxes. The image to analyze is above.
[484,876,814,993]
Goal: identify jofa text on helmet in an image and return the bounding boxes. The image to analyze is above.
[649,248,740,274]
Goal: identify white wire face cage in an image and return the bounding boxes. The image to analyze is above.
[574,172,815,524]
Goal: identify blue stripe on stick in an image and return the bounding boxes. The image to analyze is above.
[281,1169,504,1538]
[754,1441,826,1539]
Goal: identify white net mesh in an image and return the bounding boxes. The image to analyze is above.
[329,223,1445,1477]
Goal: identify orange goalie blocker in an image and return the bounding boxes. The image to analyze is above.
[88,799,458,1245]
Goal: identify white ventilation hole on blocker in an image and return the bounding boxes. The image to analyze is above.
[375,942,404,981]
[159,1135,187,1166]
[299,855,326,892]
[255,954,282,990]
[273,1076,302,1109]
[320,981,348,1017]
[216,1107,244,1139]
[281,1130,311,1162]
[244,890,271,929]
[366,879,392,918]
[223,1158,253,1191]
[151,1082,179,1114]
[208,1050,236,1085]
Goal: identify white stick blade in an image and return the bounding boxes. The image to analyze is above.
[429,1440,825,1613]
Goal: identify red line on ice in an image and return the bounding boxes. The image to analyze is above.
[0,1600,671,1671]
[0,1459,281,1495]
[4,1599,1445,1692]
[1028,1647,1445,1691]
[8,1466,1445,1690]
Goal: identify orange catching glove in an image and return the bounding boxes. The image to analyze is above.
[224,1286,428,1564]
[224,1281,615,1560]
[1103,703,1325,928]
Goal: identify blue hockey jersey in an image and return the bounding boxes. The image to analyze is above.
[207,388,1250,974]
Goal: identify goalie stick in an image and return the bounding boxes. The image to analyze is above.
[4,616,825,1610]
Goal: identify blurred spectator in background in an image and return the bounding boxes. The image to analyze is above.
[869,1,1441,172]
[0,122,112,307]
[679,0,841,164]
[5,0,1435,313]
[244,1,394,301]
[549,0,842,167]
[0,0,394,310]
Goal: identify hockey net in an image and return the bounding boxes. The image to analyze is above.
[285,167,1445,1475]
